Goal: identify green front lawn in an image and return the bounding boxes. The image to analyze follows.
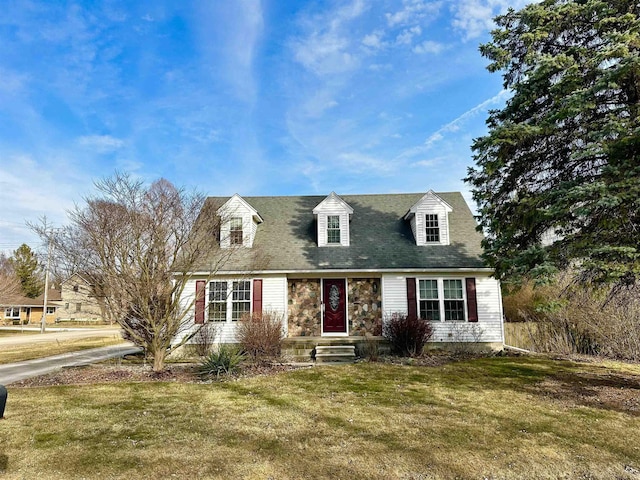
[0,336,125,364]
[1,357,639,479]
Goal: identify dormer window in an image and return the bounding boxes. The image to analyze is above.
[217,194,263,249]
[404,191,452,246]
[230,217,243,245]
[327,215,341,244]
[313,192,354,247]
[425,214,440,243]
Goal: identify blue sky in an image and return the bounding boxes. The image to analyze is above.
[0,0,530,253]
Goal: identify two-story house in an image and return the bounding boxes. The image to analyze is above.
[179,191,504,359]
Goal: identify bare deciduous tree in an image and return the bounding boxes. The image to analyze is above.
[0,253,20,299]
[33,172,260,371]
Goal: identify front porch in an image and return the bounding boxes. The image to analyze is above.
[282,335,389,362]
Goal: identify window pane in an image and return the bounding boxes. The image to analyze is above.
[230,217,243,245]
[232,281,250,300]
[209,281,227,301]
[327,215,340,229]
[232,301,250,321]
[425,214,440,242]
[230,217,243,230]
[419,300,440,321]
[208,302,227,322]
[444,300,465,321]
[419,279,438,299]
[443,279,463,299]
[209,281,228,322]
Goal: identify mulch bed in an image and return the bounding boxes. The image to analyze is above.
[10,362,309,388]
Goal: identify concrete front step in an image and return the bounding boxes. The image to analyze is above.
[315,345,356,364]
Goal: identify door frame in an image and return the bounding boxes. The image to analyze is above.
[321,277,349,336]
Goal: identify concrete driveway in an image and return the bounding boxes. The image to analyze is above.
[0,327,122,347]
[0,326,140,385]
[0,343,143,385]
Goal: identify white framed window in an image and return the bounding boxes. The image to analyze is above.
[443,279,465,321]
[4,307,20,319]
[327,215,341,244]
[231,281,251,321]
[229,217,243,246]
[208,280,251,322]
[46,307,56,315]
[418,278,466,322]
[418,279,440,321]
[425,214,440,243]
[208,281,227,322]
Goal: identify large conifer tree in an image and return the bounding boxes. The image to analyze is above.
[10,244,44,298]
[467,0,640,287]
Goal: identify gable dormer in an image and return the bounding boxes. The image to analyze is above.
[313,192,353,247]
[403,190,453,246]
[217,194,263,248]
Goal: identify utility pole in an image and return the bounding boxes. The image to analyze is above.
[40,234,53,334]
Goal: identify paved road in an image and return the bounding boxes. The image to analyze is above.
[0,344,143,385]
[0,327,122,346]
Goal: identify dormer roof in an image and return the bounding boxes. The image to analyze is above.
[312,192,354,215]
[403,190,453,220]
[217,194,263,223]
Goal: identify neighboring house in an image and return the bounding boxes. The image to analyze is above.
[179,191,504,357]
[0,289,62,325]
[58,273,107,323]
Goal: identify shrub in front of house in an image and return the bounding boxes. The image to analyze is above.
[236,311,285,361]
[383,312,434,357]
[197,345,245,378]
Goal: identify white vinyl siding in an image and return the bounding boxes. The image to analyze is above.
[382,273,503,344]
[381,275,408,315]
[262,276,288,336]
[181,275,289,344]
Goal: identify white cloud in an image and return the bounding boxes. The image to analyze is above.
[194,1,264,101]
[424,89,510,148]
[337,152,394,173]
[77,135,125,153]
[292,0,367,76]
[451,0,536,40]
[412,40,444,54]
[362,30,386,50]
[0,69,29,95]
[0,153,83,250]
[395,26,422,45]
[412,158,441,167]
[385,0,442,28]
[301,90,340,118]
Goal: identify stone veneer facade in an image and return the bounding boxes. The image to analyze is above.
[287,277,382,337]
[287,279,321,336]
[348,278,382,336]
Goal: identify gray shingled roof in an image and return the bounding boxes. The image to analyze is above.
[199,192,487,272]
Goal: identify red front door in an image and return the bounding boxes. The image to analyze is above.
[322,279,347,333]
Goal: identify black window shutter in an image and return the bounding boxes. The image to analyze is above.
[406,277,417,319]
